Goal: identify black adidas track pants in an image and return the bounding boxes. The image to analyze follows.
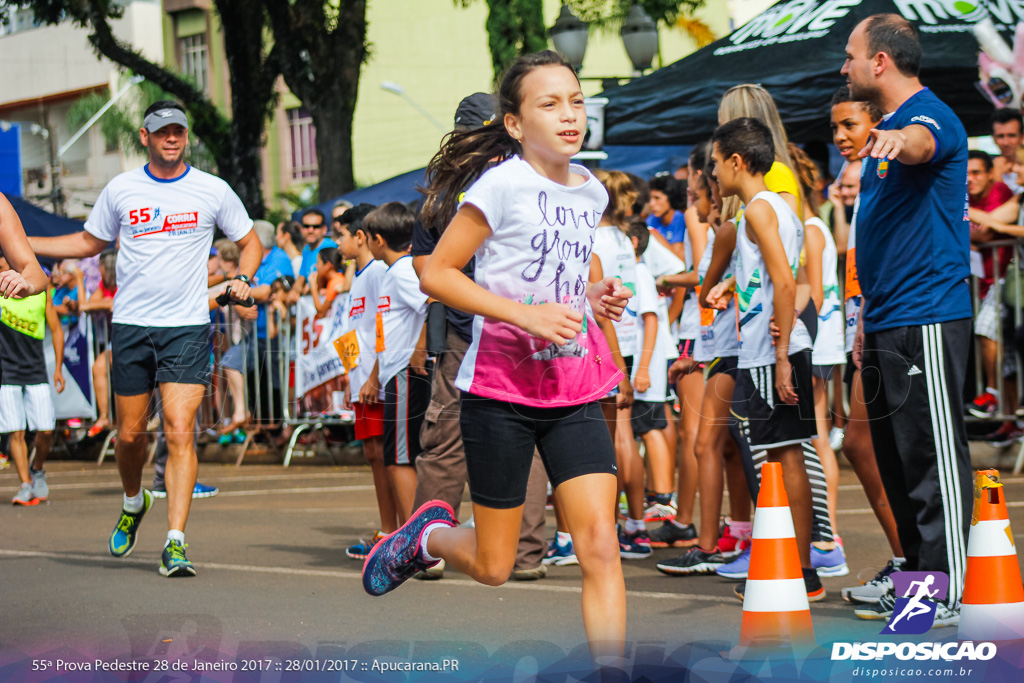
[860,318,973,607]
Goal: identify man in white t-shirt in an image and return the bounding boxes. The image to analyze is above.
[28,101,261,578]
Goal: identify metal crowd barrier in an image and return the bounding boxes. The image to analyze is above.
[967,240,1024,473]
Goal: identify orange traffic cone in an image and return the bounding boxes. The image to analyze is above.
[738,461,815,651]
[959,469,1024,641]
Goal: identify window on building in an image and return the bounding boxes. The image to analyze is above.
[287,108,318,181]
[179,34,208,93]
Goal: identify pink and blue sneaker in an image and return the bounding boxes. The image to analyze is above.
[362,500,456,596]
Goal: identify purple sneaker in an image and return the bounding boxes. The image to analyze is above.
[362,500,456,596]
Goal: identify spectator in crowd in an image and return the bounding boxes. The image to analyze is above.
[209,238,257,440]
[991,108,1023,194]
[646,175,688,245]
[0,257,64,505]
[276,220,303,278]
[51,260,85,330]
[289,209,336,302]
[309,246,346,317]
[358,202,429,524]
[336,205,395,561]
[80,250,117,437]
[966,149,1016,422]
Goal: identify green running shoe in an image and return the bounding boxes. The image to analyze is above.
[160,540,197,577]
[108,490,153,557]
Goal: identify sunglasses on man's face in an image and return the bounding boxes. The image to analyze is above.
[302,223,324,229]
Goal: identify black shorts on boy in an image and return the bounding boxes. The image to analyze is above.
[733,349,817,450]
[383,364,433,466]
[631,400,668,436]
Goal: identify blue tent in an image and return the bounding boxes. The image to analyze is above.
[5,193,84,238]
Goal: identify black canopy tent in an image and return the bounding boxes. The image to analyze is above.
[602,0,1018,146]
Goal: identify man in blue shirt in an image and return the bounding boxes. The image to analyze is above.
[843,14,971,625]
[289,208,337,303]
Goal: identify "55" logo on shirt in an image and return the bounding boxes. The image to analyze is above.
[128,207,159,225]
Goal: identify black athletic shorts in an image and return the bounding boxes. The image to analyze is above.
[631,400,668,436]
[459,394,616,509]
[733,350,816,450]
[382,364,432,467]
[111,324,210,396]
[705,355,739,380]
[843,351,857,386]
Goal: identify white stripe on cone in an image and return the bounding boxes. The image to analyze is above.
[742,579,810,612]
[966,519,1015,558]
[960,602,1024,641]
[751,507,796,540]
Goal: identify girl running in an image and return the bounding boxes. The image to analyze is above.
[362,51,631,661]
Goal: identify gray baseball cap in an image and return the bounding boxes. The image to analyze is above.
[143,107,189,133]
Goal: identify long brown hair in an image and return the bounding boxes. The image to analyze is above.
[593,169,637,229]
[787,143,821,217]
[419,50,579,229]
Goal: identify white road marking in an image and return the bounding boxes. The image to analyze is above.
[0,549,852,610]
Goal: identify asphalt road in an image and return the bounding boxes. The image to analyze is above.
[2,454,1024,682]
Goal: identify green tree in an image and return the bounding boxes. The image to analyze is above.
[458,0,547,81]
[2,0,280,218]
[264,0,369,201]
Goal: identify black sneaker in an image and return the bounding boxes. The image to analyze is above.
[656,546,725,575]
[647,521,698,548]
[734,568,826,603]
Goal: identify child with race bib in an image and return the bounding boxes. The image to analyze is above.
[361,50,631,662]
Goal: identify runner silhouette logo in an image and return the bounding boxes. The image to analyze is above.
[884,571,949,635]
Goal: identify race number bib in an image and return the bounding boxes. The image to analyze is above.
[845,247,861,299]
[375,313,385,353]
[696,286,715,327]
[334,329,360,372]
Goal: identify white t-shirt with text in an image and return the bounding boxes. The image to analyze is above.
[84,165,253,326]
[376,256,428,386]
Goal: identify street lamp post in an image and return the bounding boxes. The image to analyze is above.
[549,3,588,72]
[379,81,448,133]
[547,2,661,82]
[620,4,660,75]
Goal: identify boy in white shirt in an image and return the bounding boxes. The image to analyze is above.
[336,207,398,559]
[358,203,429,524]
[624,220,674,526]
[707,117,821,601]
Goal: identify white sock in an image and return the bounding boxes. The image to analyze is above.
[123,491,145,513]
[987,387,1000,400]
[625,518,645,534]
[893,556,906,568]
[669,518,691,530]
[419,522,448,562]
[556,531,572,545]
[166,529,185,547]
[20,482,31,490]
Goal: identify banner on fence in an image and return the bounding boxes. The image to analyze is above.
[44,317,96,419]
[295,294,349,398]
